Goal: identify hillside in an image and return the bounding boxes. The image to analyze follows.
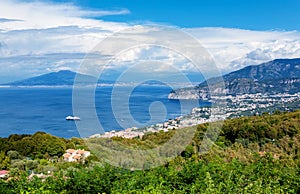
[3,70,97,86]
[169,58,300,99]
[0,110,299,193]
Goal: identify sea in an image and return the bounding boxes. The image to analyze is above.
[0,85,208,138]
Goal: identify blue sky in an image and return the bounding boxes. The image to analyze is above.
[53,0,300,30]
[0,0,300,83]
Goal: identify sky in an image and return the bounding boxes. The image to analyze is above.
[0,0,300,83]
[67,0,300,31]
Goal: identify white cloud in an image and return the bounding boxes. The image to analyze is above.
[0,0,131,82]
[0,18,23,22]
[0,0,129,31]
[185,28,300,72]
[0,0,130,57]
[97,27,300,77]
[0,0,300,83]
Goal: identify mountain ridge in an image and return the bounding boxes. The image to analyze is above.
[169,58,300,99]
[2,70,98,86]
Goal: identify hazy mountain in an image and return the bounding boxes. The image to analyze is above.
[4,70,97,86]
[169,58,300,99]
[2,69,203,87]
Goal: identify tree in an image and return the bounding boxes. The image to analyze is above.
[0,151,10,169]
[7,150,21,160]
[11,160,26,171]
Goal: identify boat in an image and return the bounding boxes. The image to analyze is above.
[66,116,81,121]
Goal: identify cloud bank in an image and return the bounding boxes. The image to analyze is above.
[0,0,300,83]
[187,28,300,72]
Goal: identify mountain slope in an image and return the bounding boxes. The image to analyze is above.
[4,70,97,86]
[169,58,300,99]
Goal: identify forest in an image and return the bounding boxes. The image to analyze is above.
[0,109,299,193]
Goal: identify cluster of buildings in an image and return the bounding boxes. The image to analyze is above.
[63,149,91,162]
[90,127,144,139]
[90,92,300,140]
[214,92,300,118]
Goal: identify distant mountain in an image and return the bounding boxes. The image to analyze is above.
[4,70,97,86]
[169,58,300,99]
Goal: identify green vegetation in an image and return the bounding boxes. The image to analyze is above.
[0,110,299,193]
[0,132,87,158]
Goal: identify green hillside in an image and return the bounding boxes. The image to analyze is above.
[0,110,299,193]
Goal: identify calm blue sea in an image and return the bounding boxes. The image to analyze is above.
[0,85,207,138]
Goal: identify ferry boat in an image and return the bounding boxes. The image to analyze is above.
[66,116,81,121]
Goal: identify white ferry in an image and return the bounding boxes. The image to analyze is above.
[66,116,81,121]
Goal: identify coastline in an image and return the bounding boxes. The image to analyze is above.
[0,89,299,139]
[89,92,300,139]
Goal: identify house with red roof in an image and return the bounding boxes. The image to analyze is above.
[0,170,9,178]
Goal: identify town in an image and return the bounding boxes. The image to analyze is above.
[90,92,300,139]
